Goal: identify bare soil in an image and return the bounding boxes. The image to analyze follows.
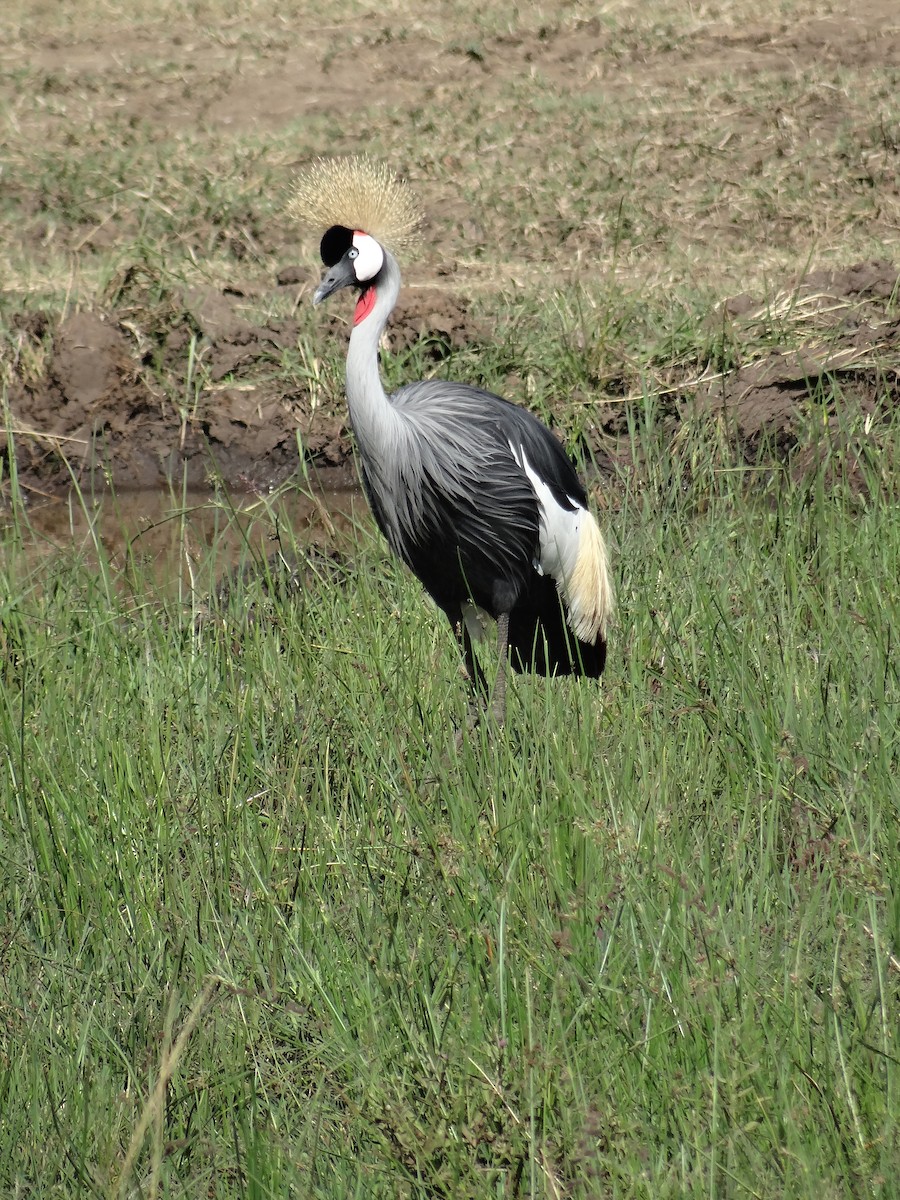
[5,284,485,497]
[692,259,900,483]
[2,3,898,501]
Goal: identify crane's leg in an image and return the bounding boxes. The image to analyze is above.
[445,610,487,747]
[491,611,510,727]
[448,606,509,733]
[447,608,484,730]
[461,621,487,698]
[449,608,488,697]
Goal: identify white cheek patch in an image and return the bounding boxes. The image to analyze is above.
[352,231,385,282]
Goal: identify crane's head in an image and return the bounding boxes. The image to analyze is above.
[289,155,421,313]
[313,226,384,306]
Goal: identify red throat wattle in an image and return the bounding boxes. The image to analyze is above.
[354,288,376,326]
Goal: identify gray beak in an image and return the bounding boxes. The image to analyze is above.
[313,254,357,306]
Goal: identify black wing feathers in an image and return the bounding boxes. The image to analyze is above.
[508,572,606,678]
[360,379,605,677]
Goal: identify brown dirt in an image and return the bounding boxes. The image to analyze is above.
[12,258,894,500]
[695,259,900,459]
[4,278,486,498]
[1,2,898,502]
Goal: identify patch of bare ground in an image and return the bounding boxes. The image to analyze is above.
[694,261,899,458]
[1,0,897,502]
[583,260,899,494]
[610,260,900,498]
[5,261,896,502]
[2,285,483,499]
[16,3,895,125]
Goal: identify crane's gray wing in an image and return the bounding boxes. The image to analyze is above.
[358,380,581,617]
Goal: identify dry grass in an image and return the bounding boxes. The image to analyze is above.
[0,0,897,307]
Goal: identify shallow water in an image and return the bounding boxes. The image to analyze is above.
[4,473,364,594]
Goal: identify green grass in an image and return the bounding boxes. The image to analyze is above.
[1,1,898,1194]
[2,407,898,1198]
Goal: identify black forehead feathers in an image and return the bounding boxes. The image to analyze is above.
[320,225,354,267]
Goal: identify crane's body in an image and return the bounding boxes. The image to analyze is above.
[292,157,613,722]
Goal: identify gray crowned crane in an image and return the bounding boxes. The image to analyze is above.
[291,156,613,726]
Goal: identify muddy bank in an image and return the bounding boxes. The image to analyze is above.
[2,281,486,501]
[4,261,897,505]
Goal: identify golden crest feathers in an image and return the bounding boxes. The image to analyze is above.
[288,155,422,255]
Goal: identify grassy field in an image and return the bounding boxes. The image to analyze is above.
[2,0,900,1196]
[2,410,899,1198]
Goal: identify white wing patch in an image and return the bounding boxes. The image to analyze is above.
[509,441,614,643]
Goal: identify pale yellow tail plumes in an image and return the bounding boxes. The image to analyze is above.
[288,155,422,254]
[566,512,614,644]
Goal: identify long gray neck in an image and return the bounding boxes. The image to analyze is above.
[345,249,403,461]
